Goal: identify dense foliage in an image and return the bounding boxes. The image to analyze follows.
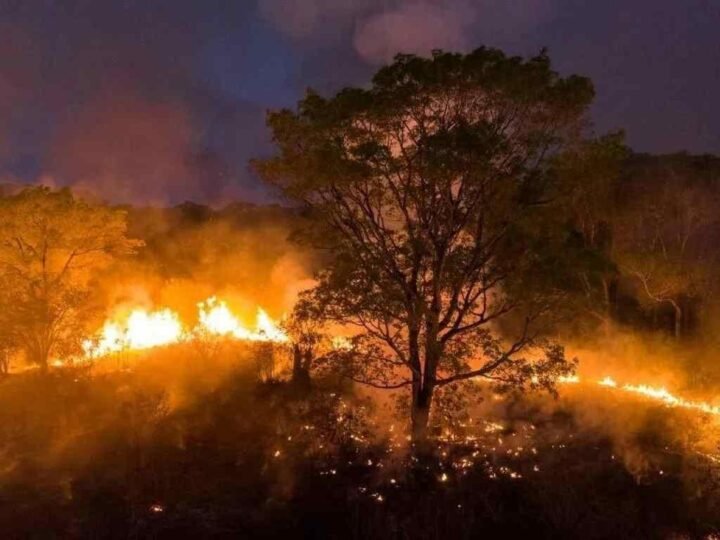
[257,48,592,439]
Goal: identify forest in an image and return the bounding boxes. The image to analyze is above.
[2,49,720,539]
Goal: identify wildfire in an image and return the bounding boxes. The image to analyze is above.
[80,298,720,420]
[557,374,720,417]
[83,296,288,359]
[197,297,289,342]
[83,308,184,357]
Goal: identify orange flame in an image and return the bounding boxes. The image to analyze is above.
[197,297,288,342]
[83,308,185,357]
[558,375,720,416]
[83,296,287,359]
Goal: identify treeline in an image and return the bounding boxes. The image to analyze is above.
[126,149,720,343]
[0,151,719,381]
[566,150,720,341]
[127,150,720,344]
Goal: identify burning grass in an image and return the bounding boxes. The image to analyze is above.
[2,342,720,538]
[0,339,720,538]
[78,295,289,362]
[5,289,720,538]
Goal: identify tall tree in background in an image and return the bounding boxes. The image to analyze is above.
[555,132,628,334]
[615,175,717,339]
[257,49,594,440]
[0,188,141,370]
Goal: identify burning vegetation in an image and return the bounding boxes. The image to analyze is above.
[2,48,720,538]
[82,298,288,360]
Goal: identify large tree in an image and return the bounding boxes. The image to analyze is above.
[257,49,594,440]
[0,187,141,370]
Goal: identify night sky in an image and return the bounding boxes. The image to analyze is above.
[1,0,718,204]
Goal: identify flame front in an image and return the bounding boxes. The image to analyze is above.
[83,296,288,359]
[84,308,185,357]
[197,297,288,342]
[557,375,720,417]
[81,298,720,420]
[125,309,184,349]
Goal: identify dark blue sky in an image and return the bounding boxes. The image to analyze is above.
[0,0,718,204]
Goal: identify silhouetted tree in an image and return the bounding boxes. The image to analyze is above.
[257,48,592,440]
[0,187,141,370]
[284,299,325,391]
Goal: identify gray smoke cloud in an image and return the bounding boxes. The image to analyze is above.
[259,0,557,64]
[354,1,475,64]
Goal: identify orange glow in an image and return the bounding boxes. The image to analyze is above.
[197,296,288,342]
[83,308,184,357]
[559,374,720,417]
[83,296,287,360]
[598,376,618,387]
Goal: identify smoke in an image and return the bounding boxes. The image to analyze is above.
[94,203,317,326]
[353,1,476,64]
[0,0,561,204]
[48,94,194,205]
[259,0,557,64]
[0,1,267,205]
[258,0,375,39]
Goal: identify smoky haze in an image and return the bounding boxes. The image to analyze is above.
[0,0,717,205]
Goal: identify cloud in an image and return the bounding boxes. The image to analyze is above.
[258,0,374,39]
[353,1,477,64]
[259,0,557,65]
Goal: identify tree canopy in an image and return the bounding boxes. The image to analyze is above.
[0,187,141,369]
[257,48,595,439]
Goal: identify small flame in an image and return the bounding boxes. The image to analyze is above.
[197,297,242,337]
[598,376,617,387]
[255,308,289,343]
[331,336,353,351]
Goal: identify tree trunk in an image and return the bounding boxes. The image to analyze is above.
[38,355,49,373]
[255,343,274,380]
[292,344,302,377]
[33,339,50,373]
[412,343,440,444]
[600,277,613,336]
[670,300,682,340]
[0,351,8,376]
[411,384,433,443]
[291,344,311,393]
